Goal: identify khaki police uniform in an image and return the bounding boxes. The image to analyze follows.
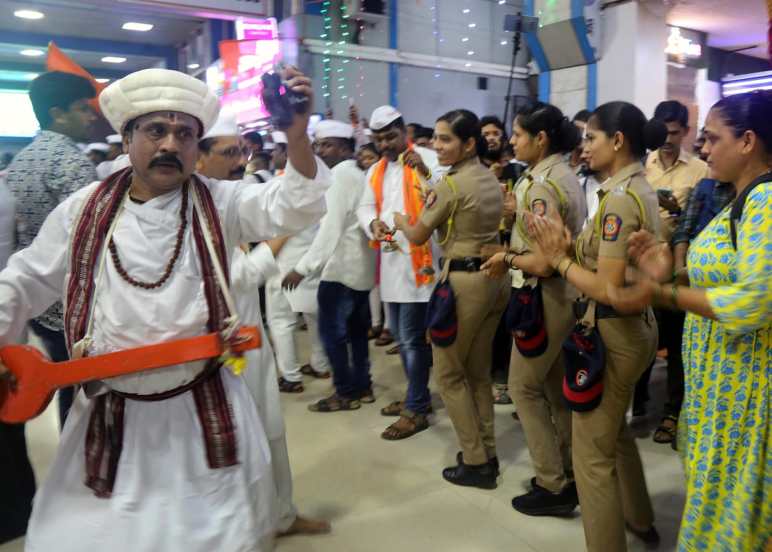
[507,153,586,493]
[420,157,509,465]
[572,162,659,552]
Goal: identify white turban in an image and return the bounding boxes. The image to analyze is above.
[369,105,402,131]
[85,142,110,153]
[314,120,354,140]
[99,68,220,135]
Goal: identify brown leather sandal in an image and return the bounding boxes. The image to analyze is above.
[381,414,429,441]
[653,415,677,444]
[380,400,405,417]
[278,377,304,393]
[308,394,361,412]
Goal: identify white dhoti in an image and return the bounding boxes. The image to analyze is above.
[26,370,277,552]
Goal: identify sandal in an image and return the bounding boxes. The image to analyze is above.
[493,385,512,405]
[308,393,361,412]
[368,326,383,340]
[653,415,678,444]
[380,400,405,417]
[278,377,304,393]
[386,345,400,355]
[380,400,433,417]
[300,364,331,379]
[381,414,429,441]
[375,329,394,347]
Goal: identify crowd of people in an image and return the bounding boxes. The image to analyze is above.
[0,64,768,552]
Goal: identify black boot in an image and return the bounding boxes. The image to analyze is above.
[456,451,499,477]
[443,461,497,490]
[512,482,578,517]
[626,523,661,550]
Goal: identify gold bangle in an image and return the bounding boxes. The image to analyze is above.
[555,256,569,276]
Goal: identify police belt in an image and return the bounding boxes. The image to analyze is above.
[445,257,483,272]
[573,300,635,320]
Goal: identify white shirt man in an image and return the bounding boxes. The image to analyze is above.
[355,105,441,440]
[0,67,330,551]
[290,120,376,411]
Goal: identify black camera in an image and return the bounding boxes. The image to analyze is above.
[261,68,309,130]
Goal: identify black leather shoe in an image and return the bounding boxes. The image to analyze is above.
[530,477,577,499]
[512,482,578,517]
[442,461,497,490]
[626,523,661,550]
[456,451,499,477]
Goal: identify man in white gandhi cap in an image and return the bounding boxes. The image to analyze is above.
[0,65,330,551]
[195,108,332,537]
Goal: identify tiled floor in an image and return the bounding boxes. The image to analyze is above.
[2,334,685,552]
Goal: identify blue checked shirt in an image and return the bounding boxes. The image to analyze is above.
[6,130,97,331]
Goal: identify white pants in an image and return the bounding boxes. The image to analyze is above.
[269,436,298,532]
[369,285,392,330]
[267,282,330,383]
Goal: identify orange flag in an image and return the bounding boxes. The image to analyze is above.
[46,41,107,113]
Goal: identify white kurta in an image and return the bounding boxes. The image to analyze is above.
[96,153,132,181]
[0,159,331,552]
[356,146,442,303]
[295,159,375,292]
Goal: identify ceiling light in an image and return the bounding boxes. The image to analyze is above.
[467,51,475,55]
[95,78,110,83]
[462,8,470,13]
[20,49,44,57]
[468,23,476,28]
[14,9,45,19]
[498,0,506,4]
[465,63,472,67]
[102,56,127,63]
[122,22,154,32]
[187,63,200,70]
[461,37,469,42]
[501,40,508,45]
[25,73,39,80]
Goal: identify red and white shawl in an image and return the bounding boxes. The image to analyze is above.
[65,167,238,498]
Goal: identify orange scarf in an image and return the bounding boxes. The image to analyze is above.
[369,149,434,287]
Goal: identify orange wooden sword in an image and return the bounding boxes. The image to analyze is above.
[0,326,261,424]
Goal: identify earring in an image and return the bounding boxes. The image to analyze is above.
[614,145,620,152]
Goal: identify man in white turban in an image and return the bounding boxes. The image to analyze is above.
[0,66,330,551]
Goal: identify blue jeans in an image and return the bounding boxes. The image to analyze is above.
[29,321,72,430]
[388,302,432,414]
[317,281,372,399]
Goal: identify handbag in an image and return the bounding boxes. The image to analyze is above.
[506,284,548,357]
[562,300,606,412]
[425,278,457,347]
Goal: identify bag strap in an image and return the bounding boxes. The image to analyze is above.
[730,171,772,250]
[580,299,597,329]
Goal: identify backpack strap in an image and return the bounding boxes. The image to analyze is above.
[730,171,772,249]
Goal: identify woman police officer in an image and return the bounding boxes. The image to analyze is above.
[527,101,666,552]
[395,109,509,489]
[481,102,586,516]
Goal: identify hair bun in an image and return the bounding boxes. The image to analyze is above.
[644,119,667,151]
[559,116,582,152]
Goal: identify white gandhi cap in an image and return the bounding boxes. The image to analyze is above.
[369,105,402,131]
[314,120,354,140]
